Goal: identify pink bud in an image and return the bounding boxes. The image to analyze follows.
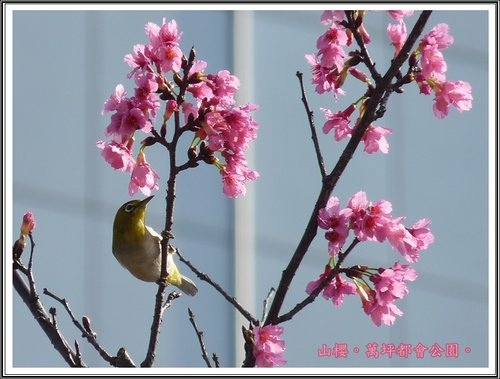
[20,212,36,235]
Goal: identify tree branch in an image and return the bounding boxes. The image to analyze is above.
[177,249,258,325]
[264,11,433,326]
[188,308,212,367]
[42,288,128,367]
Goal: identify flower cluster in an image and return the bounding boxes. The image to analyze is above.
[355,262,418,326]
[310,11,472,156]
[307,191,433,326]
[319,191,433,262]
[98,19,259,198]
[252,324,287,367]
[387,16,473,118]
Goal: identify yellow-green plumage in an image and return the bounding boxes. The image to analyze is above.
[112,196,197,296]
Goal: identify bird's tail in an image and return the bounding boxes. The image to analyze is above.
[176,275,198,296]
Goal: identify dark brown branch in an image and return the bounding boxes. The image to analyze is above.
[296,71,326,179]
[264,11,433,327]
[141,282,168,367]
[13,267,84,367]
[188,308,212,367]
[177,249,258,325]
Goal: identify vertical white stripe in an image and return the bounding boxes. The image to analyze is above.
[233,10,256,367]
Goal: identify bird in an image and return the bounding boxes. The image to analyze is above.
[112,195,198,296]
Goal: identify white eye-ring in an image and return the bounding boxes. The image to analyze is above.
[124,203,135,213]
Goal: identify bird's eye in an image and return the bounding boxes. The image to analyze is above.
[124,204,135,213]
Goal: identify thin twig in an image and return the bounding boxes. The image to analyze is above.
[188,308,212,367]
[163,291,182,311]
[296,71,326,179]
[212,353,220,368]
[43,288,119,366]
[74,340,83,367]
[264,11,433,327]
[177,249,258,325]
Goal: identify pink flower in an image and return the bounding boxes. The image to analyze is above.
[21,212,36,235]
[364,301,403,327]
[317,196,352,256]
[305,16,351,99]
[104,96,151,140]
[199,104,259,198]
[320,10,345,25]
[253,325,286,367]
[370,263,417,305]
[206,70,240,107]
[386,220,419,262]
[408,219,434,251]
[316,23,348,51]
[387,20,407,57]
[97,140,135,172]
[145,19,183,73]
[420,45,447,82]
[432,80,473,119]
[355,262,417,326]
[386,216,434,263]
[347,191,392,242]
[321,105,355,141]
[128,150,159,196]
[124,44,150,79]
[323,274,357,306]
[361,124,392,154]
[419,24,453,82]
[220,152,259,198]
[133,72,160,120]
[102,84,127,115]
[422,23,454,50]
[387,10,414,21]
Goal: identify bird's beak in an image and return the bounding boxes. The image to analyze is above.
[139,195,154,208]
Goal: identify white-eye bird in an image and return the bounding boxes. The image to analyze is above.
[112,195,198,296]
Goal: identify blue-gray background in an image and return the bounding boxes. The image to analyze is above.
[11,9,489,369]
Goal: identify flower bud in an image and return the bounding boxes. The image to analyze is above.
[189,47,196,63]
[141,136,156,147]
[349,67,370,84]
[20,212,36,235]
